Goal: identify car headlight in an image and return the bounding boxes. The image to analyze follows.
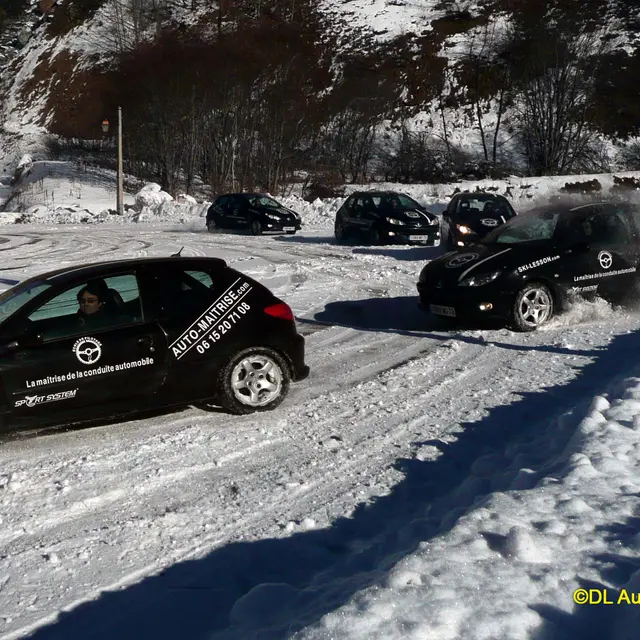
[458,270,502,287]
[456,224,472,235]
[429,217,439,226]
[265,213,280,221]
[386,217,403,225]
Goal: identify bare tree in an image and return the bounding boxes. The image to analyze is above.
[512,28,612,175]
[457,20,511,165]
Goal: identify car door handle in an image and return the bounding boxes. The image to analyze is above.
[138,336,156,353]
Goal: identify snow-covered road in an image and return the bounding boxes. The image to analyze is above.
[1,225,639,639]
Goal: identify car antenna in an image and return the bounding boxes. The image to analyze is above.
[172,246,185,257]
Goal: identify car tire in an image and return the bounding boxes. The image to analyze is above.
[207,219,217,233]
[218,347,291,415]
[251,220,263,236]
[335,217,348,244]
[509,283,554,332]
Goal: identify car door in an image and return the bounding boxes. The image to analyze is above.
[228,195,249,227]
[214,195,233,228]
[556,206,638,297]
[340,195,357,229]
[0,272,169,419]
[353,195,373,231]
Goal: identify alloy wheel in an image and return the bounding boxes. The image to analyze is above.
[230,354,284,407]
[517,287,553,328]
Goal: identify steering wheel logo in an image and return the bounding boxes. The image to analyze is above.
[73,337,102,366]
[598,251,613,269]
[446,253,479,268]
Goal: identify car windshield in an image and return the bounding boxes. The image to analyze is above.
[481,210,560,244]
[0,279,52,323]
[457,195,514,219]
[249,196,281,208]
[372,194,421,210]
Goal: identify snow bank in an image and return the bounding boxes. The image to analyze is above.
[295,376,640,640]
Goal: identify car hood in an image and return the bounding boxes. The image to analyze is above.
[253,206,298,220]
[456,211,507,234]
[387,208,437,224]
[421,243,559,285]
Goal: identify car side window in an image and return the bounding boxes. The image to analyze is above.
[215,196,230,212]
[232,196,246,211]
[184,270,214,289]
[27,274,143,342]
[142,267,217,318]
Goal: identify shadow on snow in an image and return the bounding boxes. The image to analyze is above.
[22,328,640,639]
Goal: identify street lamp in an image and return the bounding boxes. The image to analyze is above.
[100,107,124,216]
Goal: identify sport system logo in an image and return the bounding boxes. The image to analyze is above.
[73,337,102,365]
[15,389,78,408]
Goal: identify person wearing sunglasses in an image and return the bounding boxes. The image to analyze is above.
[76,280,111,329]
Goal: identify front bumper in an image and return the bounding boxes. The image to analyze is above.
[263,219,301,233]
[416,282,512,320]
[383,226,441,245]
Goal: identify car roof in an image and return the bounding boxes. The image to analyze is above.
[21,256,228,286]
[352,190,410,197]
[455,191,506,199]
[217,192,273,198]
[521,201,631,216]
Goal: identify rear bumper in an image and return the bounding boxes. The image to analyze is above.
[283,332,310,381]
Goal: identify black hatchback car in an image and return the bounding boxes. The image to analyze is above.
[443,192,517,249]
[206,193,302,236]
[418,201,640,331]
[0,256,309,433]
[334,191,440,245]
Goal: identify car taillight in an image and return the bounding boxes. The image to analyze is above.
[264,302,294,321]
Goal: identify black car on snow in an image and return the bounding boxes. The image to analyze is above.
[0,256,309,433]
[418,200,640,331]
[206,193,302,236]
[443,191,517,250]
[334,191,440,246]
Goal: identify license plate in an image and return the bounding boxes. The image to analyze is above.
[430,304,456,318]
[409,235,430,241]
[283,226,295,232]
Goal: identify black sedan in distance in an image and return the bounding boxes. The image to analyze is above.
[334,191,440,245]
[0,256,309,433]
[418,200,640,331]
[443,191,517,249]
[206,193,302,236]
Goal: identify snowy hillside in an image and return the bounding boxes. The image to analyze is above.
[1,0,640,180]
